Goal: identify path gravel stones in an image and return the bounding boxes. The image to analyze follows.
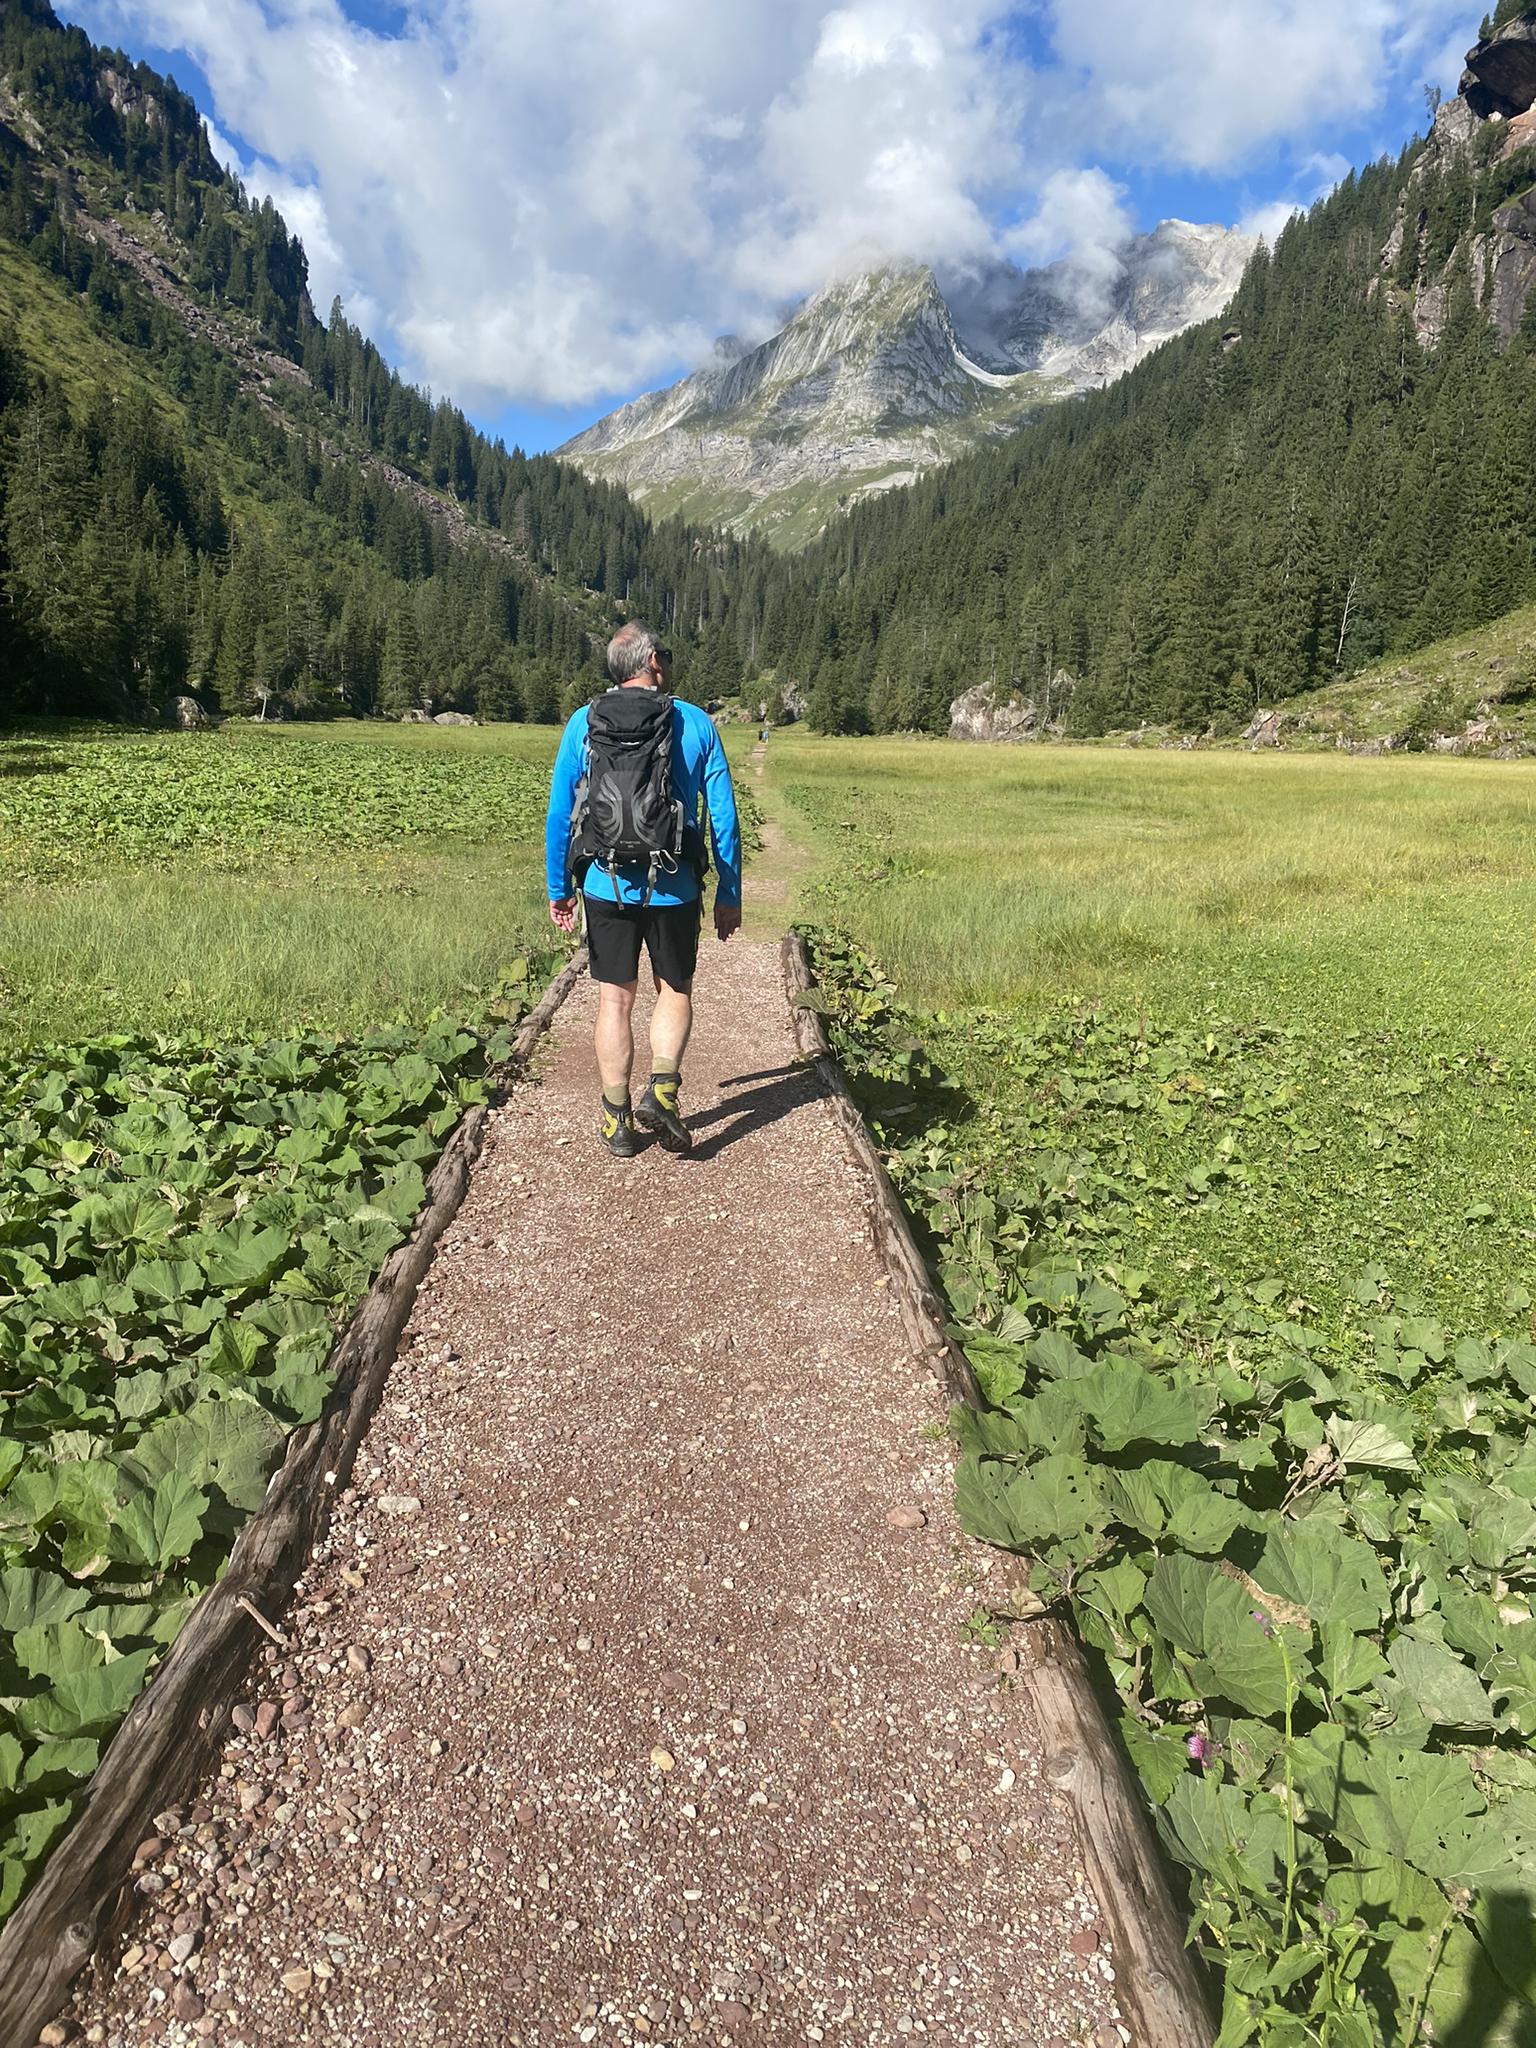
[68,941,1117,2048]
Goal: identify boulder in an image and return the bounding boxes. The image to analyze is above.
[432,711,477,726]
[1462,13,1536,120]
[949,681,1043,743]
[399,708,431,722]
[780,679,808,721]
[1244,708,1282,748]
[162,694,210,730]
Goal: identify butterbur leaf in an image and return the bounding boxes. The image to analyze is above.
[22,1736,100,1790]
[1326,1416,1416,1470]
[0,1567,89,1633]
[1313,1620,1389,1702]
[955,1456,1023,1551]
[1302,1732,1510,1888]
[122,1398,285,1514]
[1159,1775,1288,1897]
[1487,1643,1536,1735]
[12,1618,109,1681]
[1257,1517,1389,1631]
[0,1732,23,1794]
[1001,1454,1108,1557]
[109,1473,208,1571]
[1386,1633,1496,1729]
[17,1648,154,1737]
[200,1223,290,1291]
[1468,1491,1536,1572]
[1144,1555,1300,1716]
[112,1369,169,1422]
[1073,1357,1213,1451]
[1118,1714,1188,1805]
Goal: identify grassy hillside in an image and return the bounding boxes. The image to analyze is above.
[1254,603,1536,751]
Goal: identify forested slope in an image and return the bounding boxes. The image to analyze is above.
[767,20,1536,737]
[0,0,771,722]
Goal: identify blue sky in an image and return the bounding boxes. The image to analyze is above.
[65,1,1477,455]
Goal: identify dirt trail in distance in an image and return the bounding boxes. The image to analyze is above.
[71,943,1116,2048]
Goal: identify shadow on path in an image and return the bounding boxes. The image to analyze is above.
[686,1061,824,1162]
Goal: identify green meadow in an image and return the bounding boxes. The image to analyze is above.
[0,722,561,1045]
[769,730,1536,2043]
[769,729,1536,1331]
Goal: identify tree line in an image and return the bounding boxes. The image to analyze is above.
[765,123,1536,736]
[0,0,769,722]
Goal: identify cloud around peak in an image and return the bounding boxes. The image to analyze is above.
[71,0,1471,410]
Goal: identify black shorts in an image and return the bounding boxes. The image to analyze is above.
[584,896,702,989]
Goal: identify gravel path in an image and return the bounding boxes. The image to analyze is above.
[68,941,1117,2048]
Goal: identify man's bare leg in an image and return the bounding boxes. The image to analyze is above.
[635,974,695,1151]
[649,975,693,1072]
[593,980,642,1156]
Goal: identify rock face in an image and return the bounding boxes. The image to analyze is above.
[949,678,1070,743]
[1460,10,1536,119]
[560,226,1253,549]
[1395,15,1536,342]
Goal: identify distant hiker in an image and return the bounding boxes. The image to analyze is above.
[545,622,742,1159]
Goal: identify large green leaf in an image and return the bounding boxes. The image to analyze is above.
[1325,1416,1416,1471]
[0,1568,89,1633]
[199,1222,291,1292]
[16,1648,155,1737]
[1385,1633,1496,1730]
[1159,1774,1289,1897]
[121,1398,285,1513]
[1257,1517,1390,1632]
[1073,1357,1214,1451]
[1144,1555,1301,1716]
[1297,1729,1509,1888]
[108,1473,207,1571]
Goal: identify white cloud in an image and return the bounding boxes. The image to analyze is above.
[68,1,1480,410]
[1001,166,1134,322]
[1046,0,1472,171]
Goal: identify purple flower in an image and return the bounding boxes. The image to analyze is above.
[1251,1608,1276,1638]
[1187,1732,1211,1766]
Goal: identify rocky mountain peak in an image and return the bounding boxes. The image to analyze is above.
[559,227,1251,549]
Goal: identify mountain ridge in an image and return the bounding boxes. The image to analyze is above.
[559,223,1254,548]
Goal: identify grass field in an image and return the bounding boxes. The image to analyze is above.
[768,730,1536,2044]
[772,727,1536,1327]
[0,722,562,1044]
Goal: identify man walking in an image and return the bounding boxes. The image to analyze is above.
[545,622,742,1158]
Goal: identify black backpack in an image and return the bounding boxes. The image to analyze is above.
[570,688,705,903]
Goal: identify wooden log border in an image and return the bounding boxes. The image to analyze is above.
[781,932,1213,2048]
[1,949,588,2048]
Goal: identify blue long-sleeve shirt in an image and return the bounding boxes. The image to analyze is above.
[544,692,742,909]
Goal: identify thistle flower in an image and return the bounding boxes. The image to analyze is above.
[1251,1608,1276,1638]
[1187,1731,1211,1765]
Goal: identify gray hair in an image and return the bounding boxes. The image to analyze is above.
[606,621,658,684]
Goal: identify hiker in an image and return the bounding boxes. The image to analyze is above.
[545,622,742,1158]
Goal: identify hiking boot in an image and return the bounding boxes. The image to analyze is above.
[599,1099,641,1159]
[635,1075,692,1153]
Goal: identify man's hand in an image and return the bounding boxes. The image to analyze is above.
[714,902,742,942]
[549,896,578,934]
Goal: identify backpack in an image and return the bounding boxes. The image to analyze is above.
[569,688,706,904]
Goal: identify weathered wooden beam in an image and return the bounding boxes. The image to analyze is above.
[0,950,587,2048]
[780,931,1212,2048]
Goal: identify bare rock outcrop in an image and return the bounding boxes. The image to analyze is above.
[161,694,210,729]
[949,678,1068,743]
[1461,11,1536,120]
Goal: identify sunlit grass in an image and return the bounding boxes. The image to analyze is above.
[768,732,1536,1050]
[0,722,563,1045]
[767,729,1536,1331]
